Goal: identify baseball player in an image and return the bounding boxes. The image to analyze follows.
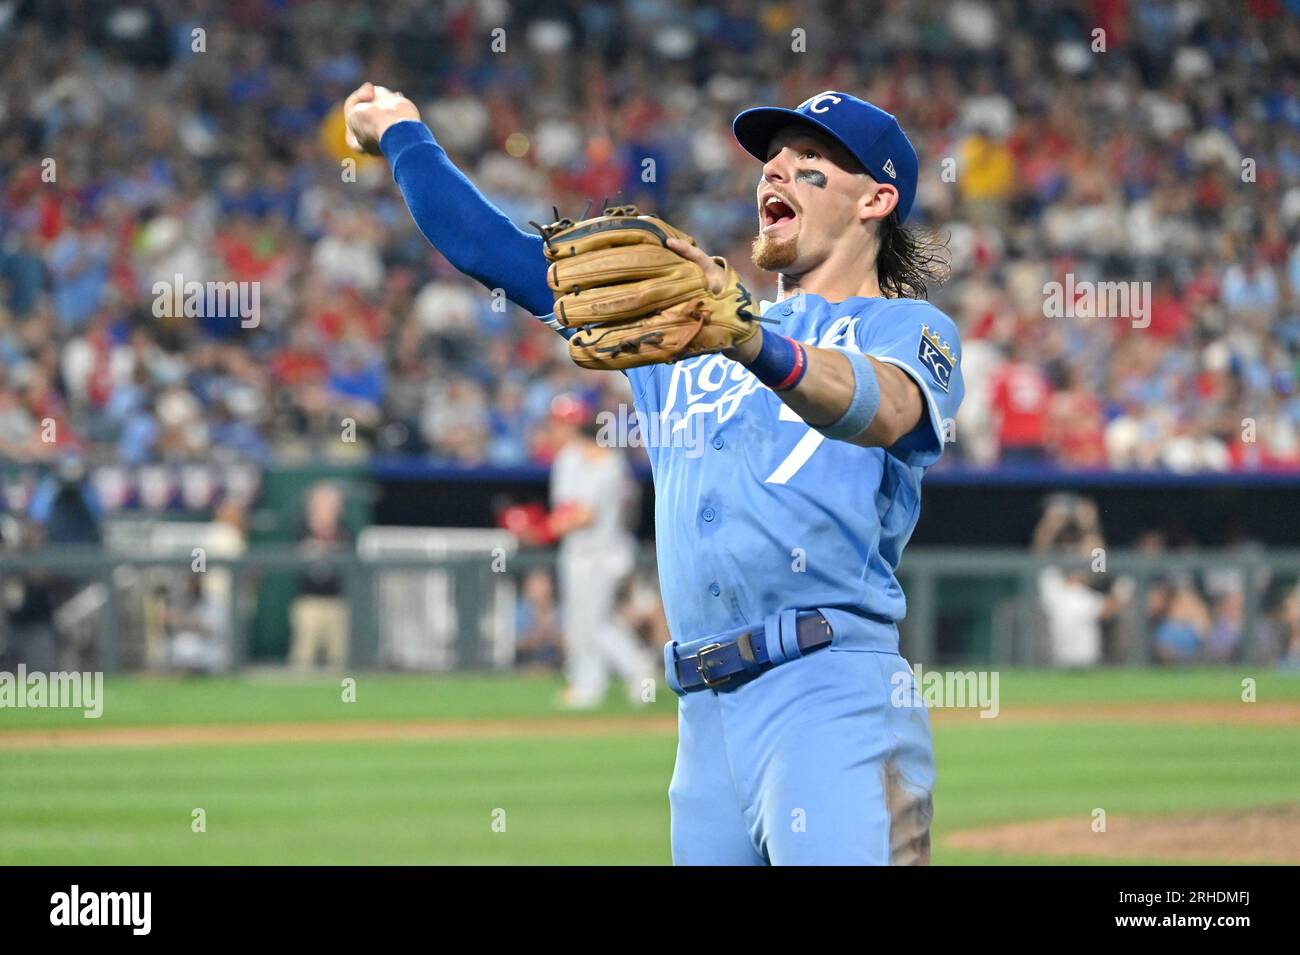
[547,393,655,708]
[346,83,963,865]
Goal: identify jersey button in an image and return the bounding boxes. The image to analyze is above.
[712,436,724,450]
[702,506,716,522]
[709,582,721,596]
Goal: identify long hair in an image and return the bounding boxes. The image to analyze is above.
[875,212,949,300]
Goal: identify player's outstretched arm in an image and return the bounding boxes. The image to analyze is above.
[668,238,927,450]
[344,82,554,318]
[745,338,926,449]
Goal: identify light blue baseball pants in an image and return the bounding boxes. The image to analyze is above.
[668,643,935,865]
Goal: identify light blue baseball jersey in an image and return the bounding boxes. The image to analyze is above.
[618,294,964,650]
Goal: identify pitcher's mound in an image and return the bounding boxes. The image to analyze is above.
[947,805,1300,863]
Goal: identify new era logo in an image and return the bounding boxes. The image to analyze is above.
[882,158,897,179]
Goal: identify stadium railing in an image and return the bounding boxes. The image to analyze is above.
[0,546,1296,672]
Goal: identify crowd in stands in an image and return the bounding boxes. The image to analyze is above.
[2,0,1299,474]
[1031,493,1300,666]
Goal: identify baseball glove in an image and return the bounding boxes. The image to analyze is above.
[535,205,760,371]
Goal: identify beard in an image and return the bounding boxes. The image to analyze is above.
[751,232,798,271]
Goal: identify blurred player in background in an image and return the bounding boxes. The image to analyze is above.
[546,393,654,708]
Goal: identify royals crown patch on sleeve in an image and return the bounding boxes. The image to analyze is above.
[917,324,955,393]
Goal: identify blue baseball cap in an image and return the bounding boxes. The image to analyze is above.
[733,91,920,221]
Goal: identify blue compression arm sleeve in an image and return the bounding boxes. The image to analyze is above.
[380,120,555,317]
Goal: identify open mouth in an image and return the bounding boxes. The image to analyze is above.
[761,194,798,233]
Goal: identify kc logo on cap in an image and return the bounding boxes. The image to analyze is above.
[799,91,843,114]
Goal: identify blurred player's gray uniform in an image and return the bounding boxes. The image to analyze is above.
[551,442,654,705]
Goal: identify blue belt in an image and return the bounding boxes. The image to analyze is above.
[664,610,834,696]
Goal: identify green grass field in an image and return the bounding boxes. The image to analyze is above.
[1,668,1297,864]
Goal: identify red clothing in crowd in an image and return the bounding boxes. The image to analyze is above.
[991,360,1052,451]
[1116,288,1192,340]
[1145,292,1191,340]
[271,348,327,387]
[309,289,383,342]
[1049,390,1108,467]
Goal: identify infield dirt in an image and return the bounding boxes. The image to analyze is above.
[946,805,1300,864]
[0,699,1294,749]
